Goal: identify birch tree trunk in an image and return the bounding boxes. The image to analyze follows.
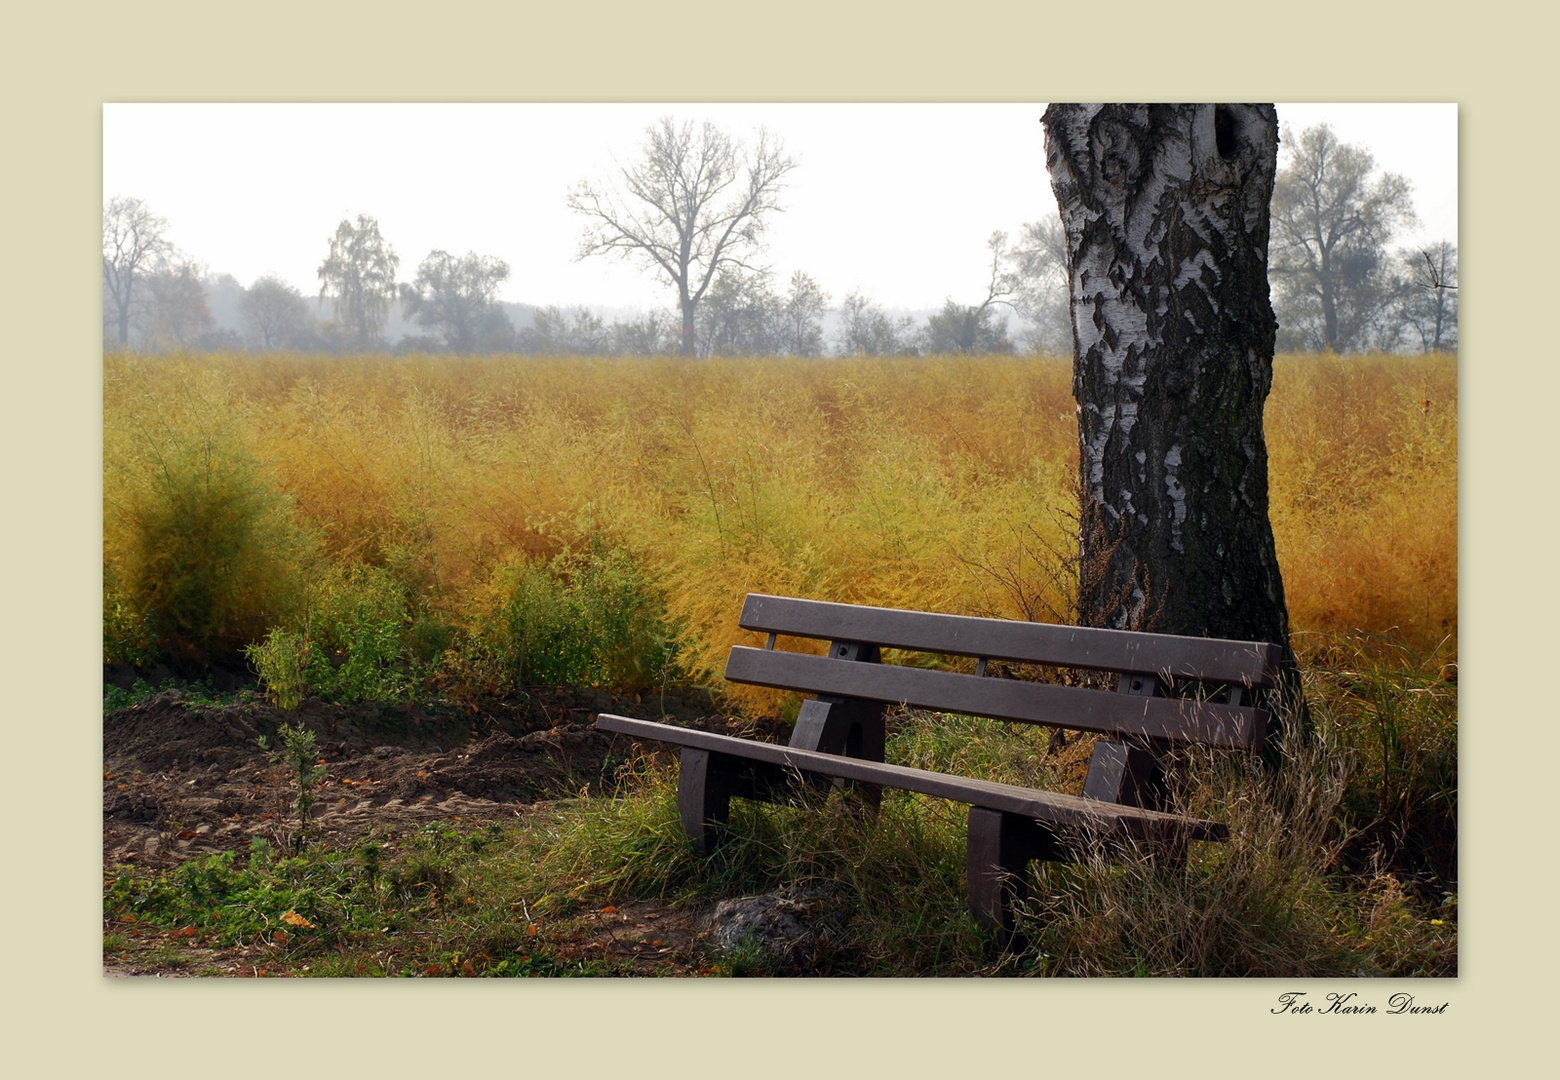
[1042,104,1292,658]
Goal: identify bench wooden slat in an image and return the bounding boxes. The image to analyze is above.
[738,594,1281,688]
[594,714,1227,843]
[724,646,1266,751]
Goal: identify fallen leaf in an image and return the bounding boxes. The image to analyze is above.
[600,906,617,914]
[281,910,315,929]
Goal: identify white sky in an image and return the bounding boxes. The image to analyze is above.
[102,103,1457,314]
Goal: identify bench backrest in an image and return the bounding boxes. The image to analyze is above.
[725,594,1280,753]
[738,594,1281,687]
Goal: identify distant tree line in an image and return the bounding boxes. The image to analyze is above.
[1269,123,1456,353]
[103,121,1455,358]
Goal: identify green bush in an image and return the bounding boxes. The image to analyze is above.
[540,764,986,974]
[246,628,311,709]
[465,540,683,696]
[302,566,417,704]
[103,572,159,667]
[241,565,443,707]
[106,414,313,670]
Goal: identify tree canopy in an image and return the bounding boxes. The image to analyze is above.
[400,250,514,353]
[1270,123,1417,352]
[317,215,399,348]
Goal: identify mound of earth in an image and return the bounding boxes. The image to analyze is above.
[103,687,782,870]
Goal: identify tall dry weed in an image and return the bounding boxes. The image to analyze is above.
[1267,353,1457,653]
[1009,712,1363,976]
[105,350,1456,691]
[104,357,315,667]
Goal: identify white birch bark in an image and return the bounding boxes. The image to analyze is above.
[1043,104,1291,652]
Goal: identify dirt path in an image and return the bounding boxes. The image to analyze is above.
[103,687,779,976]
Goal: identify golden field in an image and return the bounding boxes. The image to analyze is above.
[103,350,1457,698]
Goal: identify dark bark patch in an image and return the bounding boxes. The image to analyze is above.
[1215,106,1238,161]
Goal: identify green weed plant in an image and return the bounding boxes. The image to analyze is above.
[257,723,328,850]
[245,628,311,709]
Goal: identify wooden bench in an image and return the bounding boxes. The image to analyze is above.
[594,593,1281,944]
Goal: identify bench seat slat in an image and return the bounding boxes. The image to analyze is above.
[724,646,1264,751]
[739,594,1281,688]
[594,714,1227,843]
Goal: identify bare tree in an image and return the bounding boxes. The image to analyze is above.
[1398,241,1458,352]
[1270,123,1417,352]
[317,215,399,348]
[519,305,608,355]
[923,231,1017,354]
[568,117,797,356]
[696,269,783,357]
[780,271,830,356]
[103,196,172,347]
[1009,217,1072,353]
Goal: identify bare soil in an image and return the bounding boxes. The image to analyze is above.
[103,686,784,976]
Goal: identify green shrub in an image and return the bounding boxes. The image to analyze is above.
[245,628,311,709]
[302,565,416,704]
[103,678,155,711]
[464,540,683,696]
[103,575,159,668]
[540,764,986,974]
[106,405,313,669]
[240,565,434,707]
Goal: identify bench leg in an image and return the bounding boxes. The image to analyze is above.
[1147,829,1189,873]
[677,749,732,856]
[789,696,886,758]
[1083,743,1193,871]
[677,748,788,856]
[1082,739,1164,809]
[966,807,1063,949]
[790,697,886,808]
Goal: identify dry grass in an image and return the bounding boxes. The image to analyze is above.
[1267,353,1457,647]
[104,349,1456,704]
